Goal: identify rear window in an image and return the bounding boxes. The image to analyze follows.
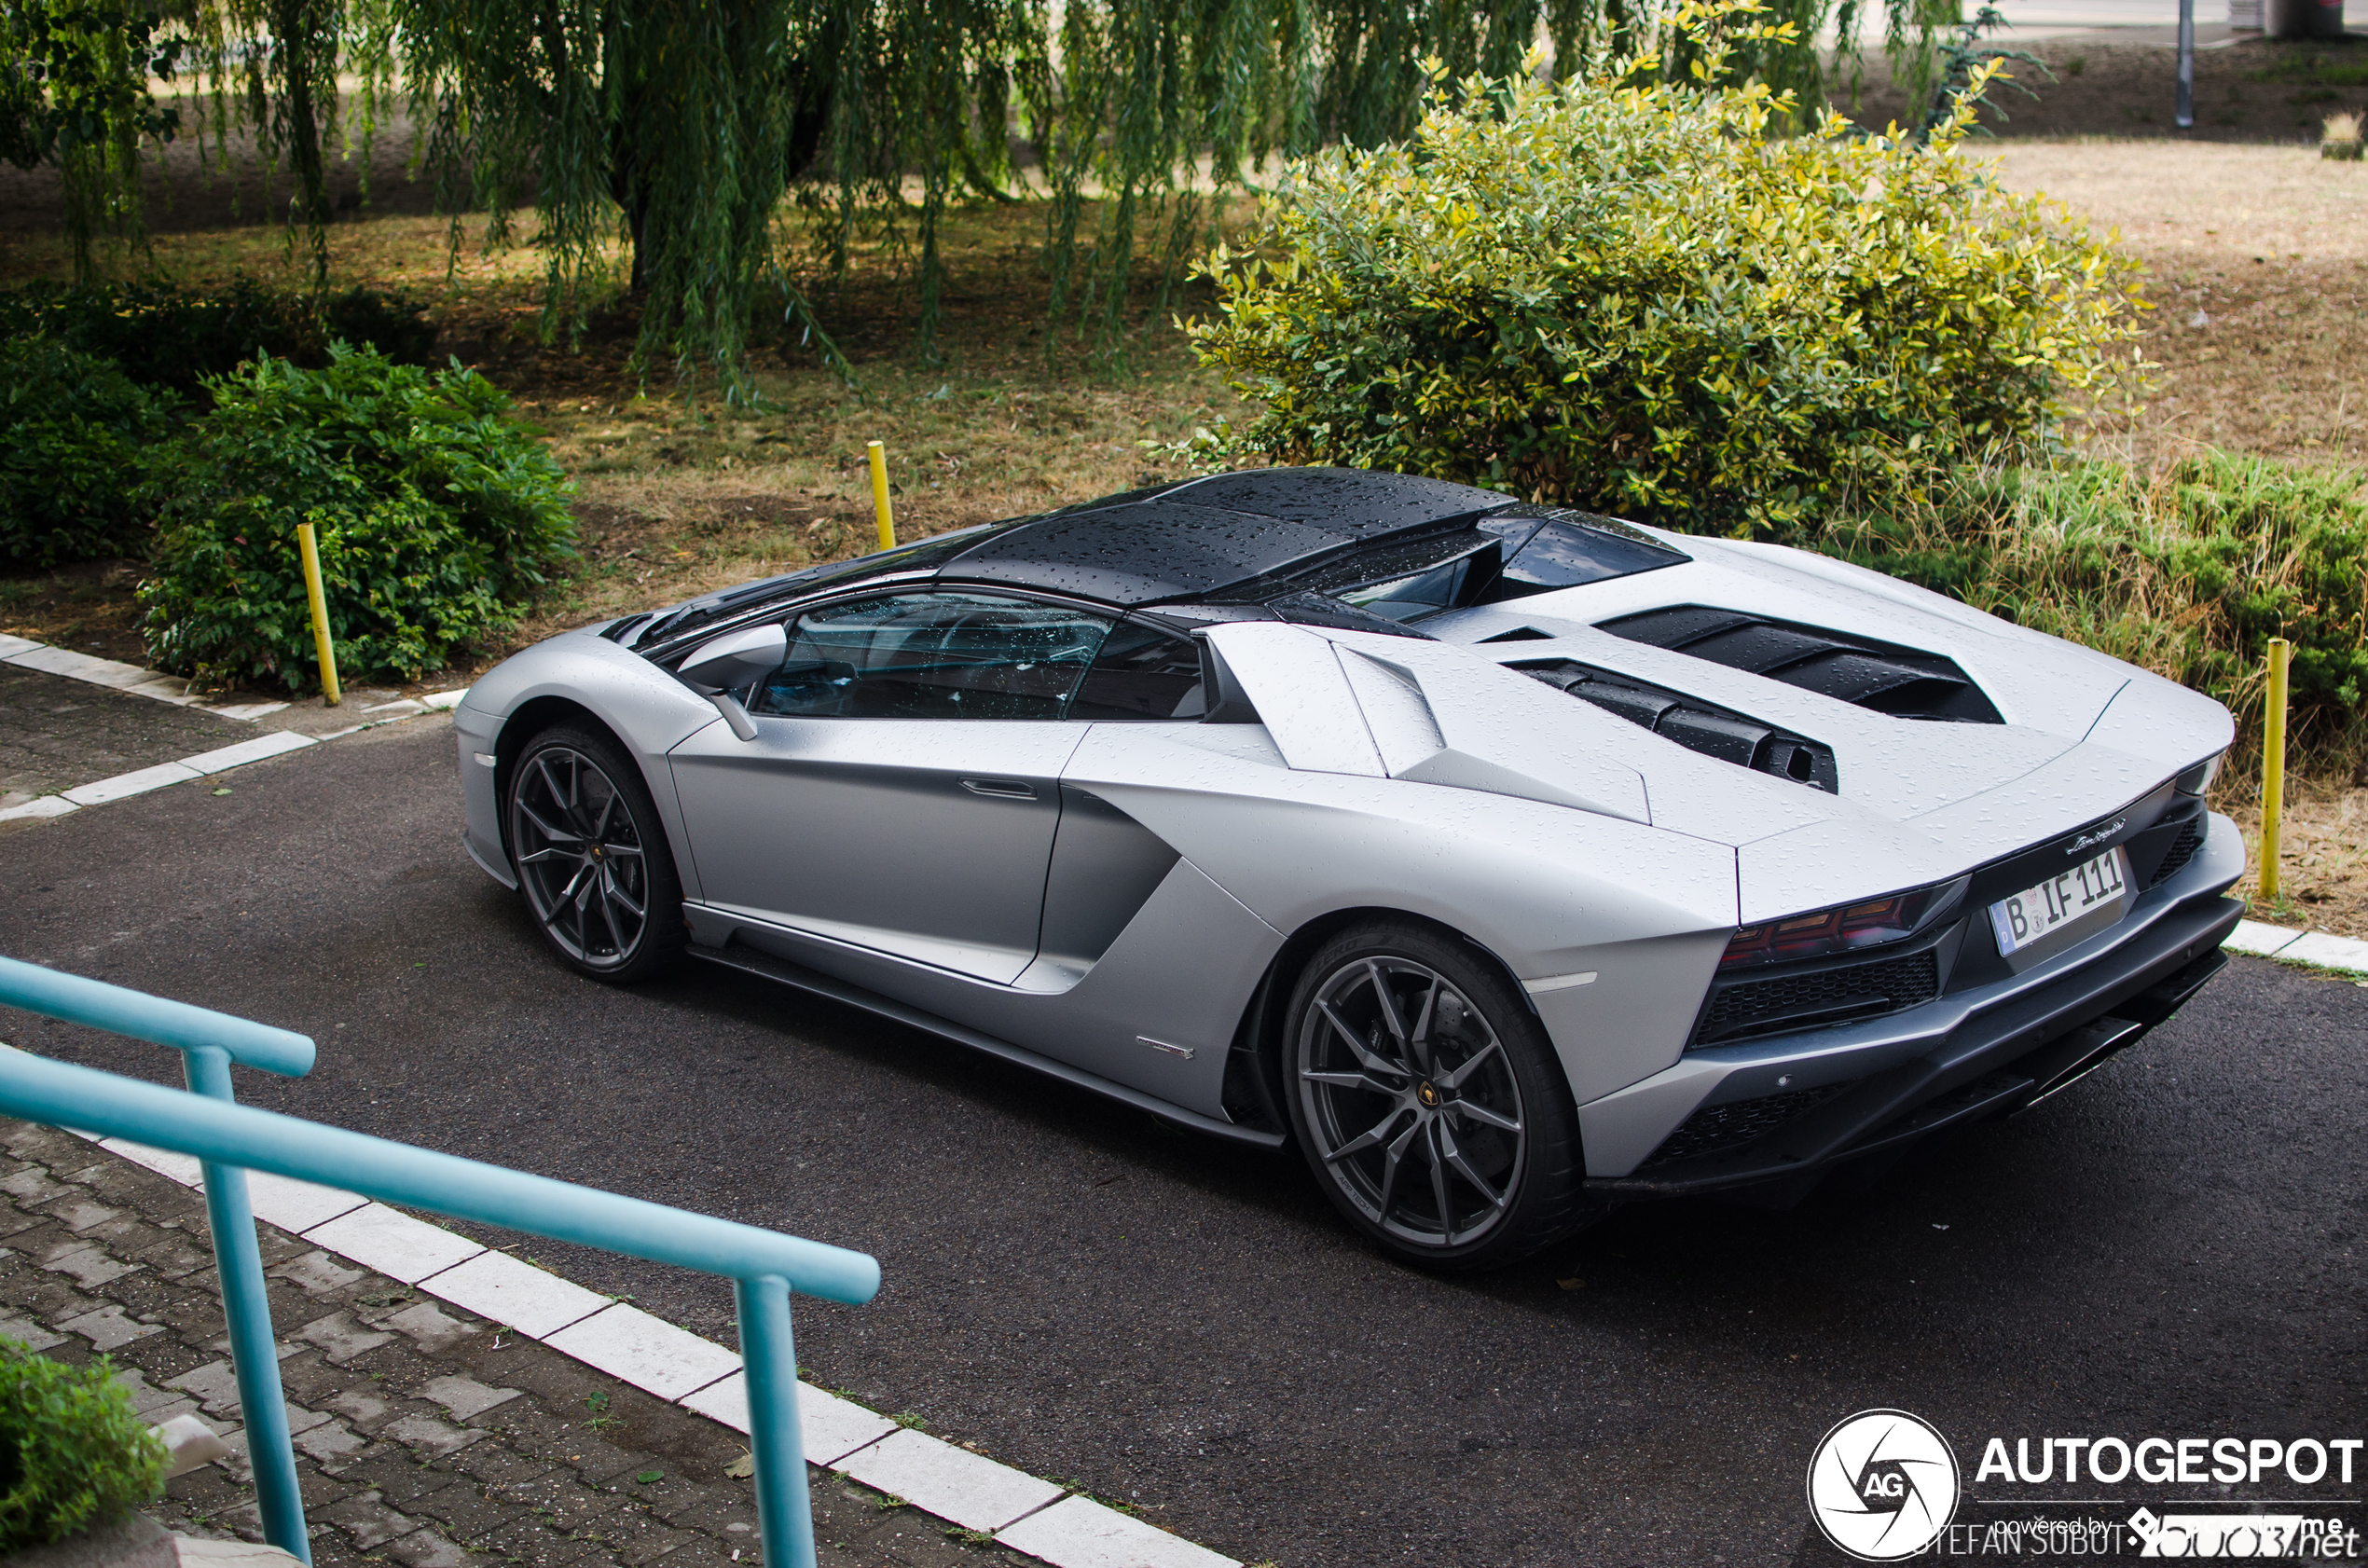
[1300,511,1688,625]
[1494,517,1689,597]
[1068,618,1209,721]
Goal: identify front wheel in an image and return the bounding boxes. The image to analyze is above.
[507,725,685,983]
[1282,921,1593,1271]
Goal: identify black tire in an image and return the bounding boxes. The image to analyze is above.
[507,725,686,983]
[1281,920,1593,1272]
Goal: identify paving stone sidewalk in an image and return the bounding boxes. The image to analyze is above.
[0,1118,1026,1568]
[0,667,251,810]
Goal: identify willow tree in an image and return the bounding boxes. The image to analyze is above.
[0,0,187,277]
[13,0,1959,392]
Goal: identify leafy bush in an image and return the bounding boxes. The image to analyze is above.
[141,344,577,689]
[0,278,436,395]
[1180,33,2146,537]
[0,1339,169,1552]
[1825,450,2368,771]
[0,337,176,567]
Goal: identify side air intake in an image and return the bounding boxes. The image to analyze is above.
[1509,659,1839,792]
[1594,607,2003,724]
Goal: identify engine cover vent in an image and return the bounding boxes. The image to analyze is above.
[1594,606,2003,724]
[1509,659,1838,792]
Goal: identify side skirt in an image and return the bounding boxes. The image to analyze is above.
[688,942,1288,1151]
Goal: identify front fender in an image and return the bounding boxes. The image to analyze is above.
[456,627,725,901]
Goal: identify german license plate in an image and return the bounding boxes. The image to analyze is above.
[1989,847,2131,957]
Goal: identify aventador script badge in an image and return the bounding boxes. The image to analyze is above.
[1808,1409,1962,1561]
[2066,818,2127,857]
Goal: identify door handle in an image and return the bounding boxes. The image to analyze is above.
[959,778,1037,800]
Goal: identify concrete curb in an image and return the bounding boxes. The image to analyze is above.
[2222,917,2368,978]
[68,1130,1239,1568]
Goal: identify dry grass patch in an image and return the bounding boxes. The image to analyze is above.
[1983,141,2368,466]
[2224,784,2368,942]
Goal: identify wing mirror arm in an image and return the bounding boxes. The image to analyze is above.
[707,693,759,742]
[678,624,788,743]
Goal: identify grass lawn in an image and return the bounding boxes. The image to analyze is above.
[0,141,2361,938]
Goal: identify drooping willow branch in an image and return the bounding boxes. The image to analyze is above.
[7,0,1949,394]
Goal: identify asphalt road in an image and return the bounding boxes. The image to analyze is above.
[3,716,2361,1567]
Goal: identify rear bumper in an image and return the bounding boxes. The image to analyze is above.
[1580,814,2246,1200]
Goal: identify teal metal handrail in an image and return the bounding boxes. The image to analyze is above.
[0,956,878,1568]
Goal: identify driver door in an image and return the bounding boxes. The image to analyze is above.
[668,589,1111,983]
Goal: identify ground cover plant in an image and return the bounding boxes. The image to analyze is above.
[0,336,176,568]
[1179,43,2147,536]
[0,1338,168,1550]
[139,344,577,689]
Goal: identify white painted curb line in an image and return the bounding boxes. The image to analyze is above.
[0,682,469,826]
[0,634,465,726]
[58,1128,1240,1568]
[0,635,277,715]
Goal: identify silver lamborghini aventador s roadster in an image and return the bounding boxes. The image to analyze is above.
[452,467,2244,1269]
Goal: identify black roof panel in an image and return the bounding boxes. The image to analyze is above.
[1163,467,1509,534]
[942,502,1352,605]
[634,468,1536,652]
[939,467,1514,605]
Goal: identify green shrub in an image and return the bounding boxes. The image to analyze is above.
[0,278,436,395]
[0,337,177,568]
[0,1339,170,1553]
[1825,450,2368,771]
[1180,36,2146,537]
[141,344,577,689]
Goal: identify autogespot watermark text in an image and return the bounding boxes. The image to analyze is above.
[1809,1413,2365,1561]
[1971,1437,2366,1489]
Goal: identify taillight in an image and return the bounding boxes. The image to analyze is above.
[1719,879,1965,970]
[2174,754,2222,797]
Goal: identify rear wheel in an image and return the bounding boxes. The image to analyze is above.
[507,726,685,983]
[1283,921,1592,1271]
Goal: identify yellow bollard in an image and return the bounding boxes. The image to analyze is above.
[867,439,897,553]
[2259,637,2290,902]
[296,522,341,708]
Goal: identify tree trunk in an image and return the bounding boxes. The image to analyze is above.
[272,0,333,285]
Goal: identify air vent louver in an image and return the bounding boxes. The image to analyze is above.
[1640,1082,1857,1167]
[1689,948,1943,1046]
[1595,607,2003,724]
[1511,659,1838,792]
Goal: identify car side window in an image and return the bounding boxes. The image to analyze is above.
[1067,617,1208,722]
[750,591,1114,720]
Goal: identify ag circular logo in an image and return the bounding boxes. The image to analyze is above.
[1807,1409,1962,1561]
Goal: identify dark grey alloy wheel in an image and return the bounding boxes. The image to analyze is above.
[508,727,684,982]
[1284,922,1590,1270]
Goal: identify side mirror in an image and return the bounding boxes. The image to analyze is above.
[678,623,788,691]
